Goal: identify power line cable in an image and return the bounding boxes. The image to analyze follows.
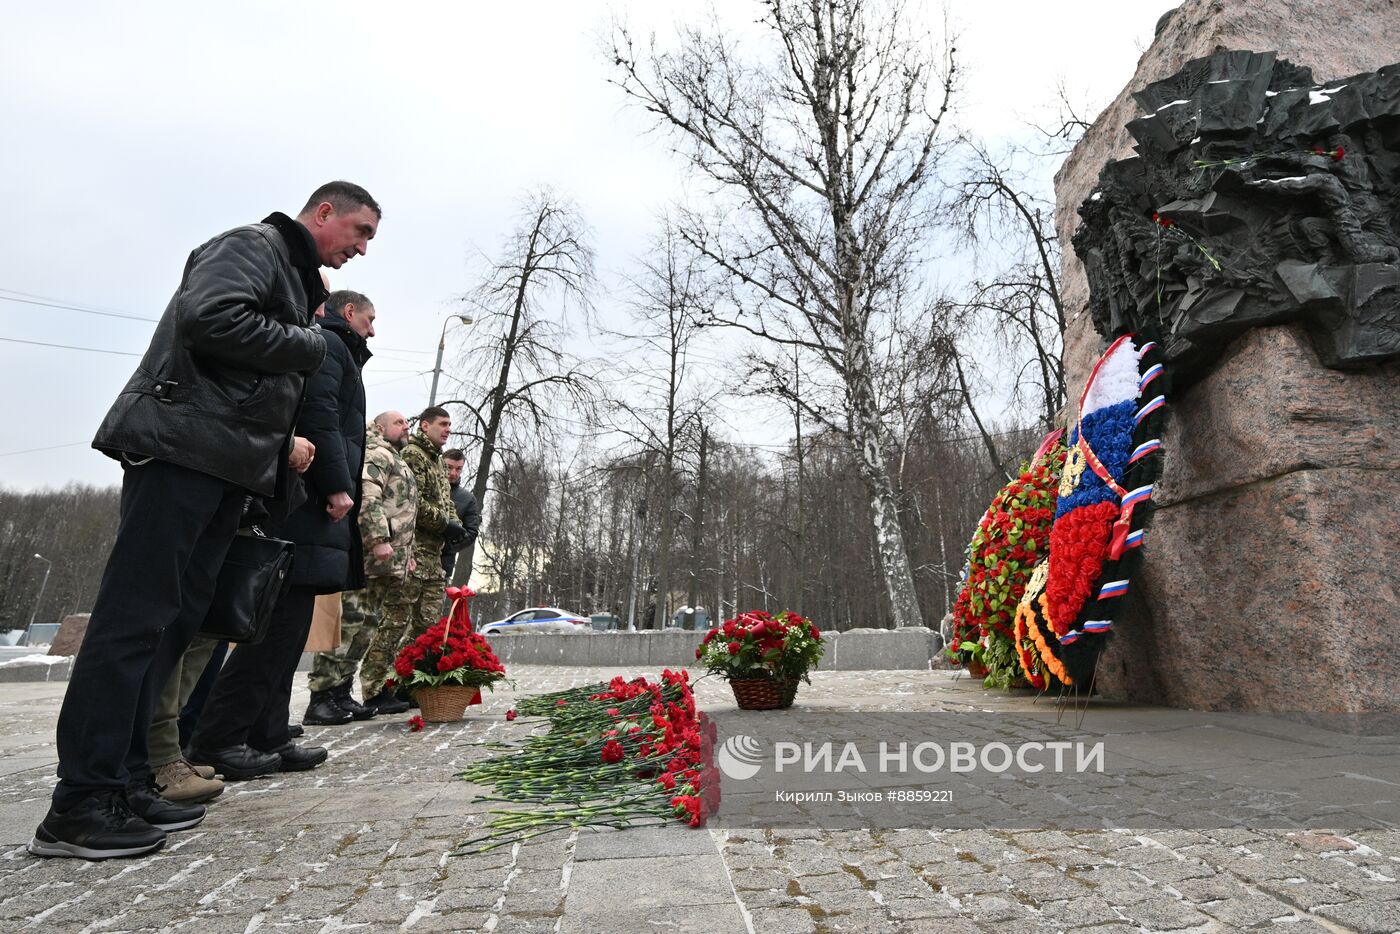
[0,291,159,322]
[0,336,141,357]
[368,371,432,389]
[0,441,91,458]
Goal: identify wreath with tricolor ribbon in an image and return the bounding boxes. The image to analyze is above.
[1016,333,1169,687]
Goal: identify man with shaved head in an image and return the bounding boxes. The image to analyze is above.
[303,410,419,724]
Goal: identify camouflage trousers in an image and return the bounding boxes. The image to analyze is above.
[306,578,399,695]
[359,568,446,700]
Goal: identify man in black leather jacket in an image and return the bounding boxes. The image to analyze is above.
[29,181,381,861]
[191,290,378,774]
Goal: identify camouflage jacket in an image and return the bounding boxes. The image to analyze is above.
[403,430,453,565]
[358,422,419,579]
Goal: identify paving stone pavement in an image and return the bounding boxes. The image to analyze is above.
[1,666,1398,933]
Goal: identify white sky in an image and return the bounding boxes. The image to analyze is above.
[0,1,1156,490]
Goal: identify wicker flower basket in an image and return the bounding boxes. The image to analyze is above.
[413,685,482,722]
[729,677,799,710]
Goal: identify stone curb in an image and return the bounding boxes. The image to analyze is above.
[21,628,946,681]
[0,658,72,683]
[476,626,943,671]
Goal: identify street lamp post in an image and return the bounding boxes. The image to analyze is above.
[428,314,474,408]
[27,553,52,631]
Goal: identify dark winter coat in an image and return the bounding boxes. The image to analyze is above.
[275,312,371,593]
[443,482,482,576]
[92,213,328,496]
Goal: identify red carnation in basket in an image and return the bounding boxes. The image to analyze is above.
[390,588,508,696]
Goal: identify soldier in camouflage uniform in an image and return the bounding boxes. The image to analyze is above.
[302,411,418,723]
[360,406,464,708]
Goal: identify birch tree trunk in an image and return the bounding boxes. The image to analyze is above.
[612,0,954,629]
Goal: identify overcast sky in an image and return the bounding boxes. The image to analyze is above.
[0,1,1156,491]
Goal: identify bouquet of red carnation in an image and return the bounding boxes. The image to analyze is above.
[459,669,720,852]
[390,587,507,693]
[696,610,823,685]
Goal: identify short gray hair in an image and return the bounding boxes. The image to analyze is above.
[326,290,372,319]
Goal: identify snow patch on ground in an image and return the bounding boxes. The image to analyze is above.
[0,653,65,668]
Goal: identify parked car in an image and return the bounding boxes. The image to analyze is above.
[479,607,591,635]
[589,613,623,632]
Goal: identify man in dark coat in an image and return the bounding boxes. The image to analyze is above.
[30,182,381,861]
[190,290,377,777]
[441,449,481,578]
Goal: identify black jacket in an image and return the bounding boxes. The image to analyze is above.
[444,483,482,575]
[277,313,371,593]
[92,214,328,496]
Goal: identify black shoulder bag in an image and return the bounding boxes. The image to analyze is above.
[200,528,295,644]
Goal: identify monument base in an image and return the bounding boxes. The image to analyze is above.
[1094,325,1400,726]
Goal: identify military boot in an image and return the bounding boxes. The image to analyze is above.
[332,683,378,721]
[365,688,411,715]
[303,690,353,726]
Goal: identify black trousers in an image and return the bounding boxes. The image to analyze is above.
[53,459,243,810]
[191,584,318,752]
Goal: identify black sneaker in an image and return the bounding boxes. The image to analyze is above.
[332,684,378,721]
[365,689,411,715]
[126,779,206,831]
[303,690,353,726]
[28,791,166,859]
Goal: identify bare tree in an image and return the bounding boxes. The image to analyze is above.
[611,0,956,628]
[443,188,597,584]
[598,221,714,628]
[947,143,1066,437]
[0,484,120,632]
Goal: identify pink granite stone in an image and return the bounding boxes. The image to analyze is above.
[48,613,90,657]
[1054,1,1400,721]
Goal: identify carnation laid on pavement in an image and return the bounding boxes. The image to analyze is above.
[455,670,718,853]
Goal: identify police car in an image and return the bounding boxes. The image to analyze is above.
[478,607,591,635]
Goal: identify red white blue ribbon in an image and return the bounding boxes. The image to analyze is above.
[1128,439,1161,465]
[1135,395,1166,425]
[1098,579,1129,599]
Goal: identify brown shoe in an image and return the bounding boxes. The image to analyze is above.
[184,759,217,781]
[154,759,224,804]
